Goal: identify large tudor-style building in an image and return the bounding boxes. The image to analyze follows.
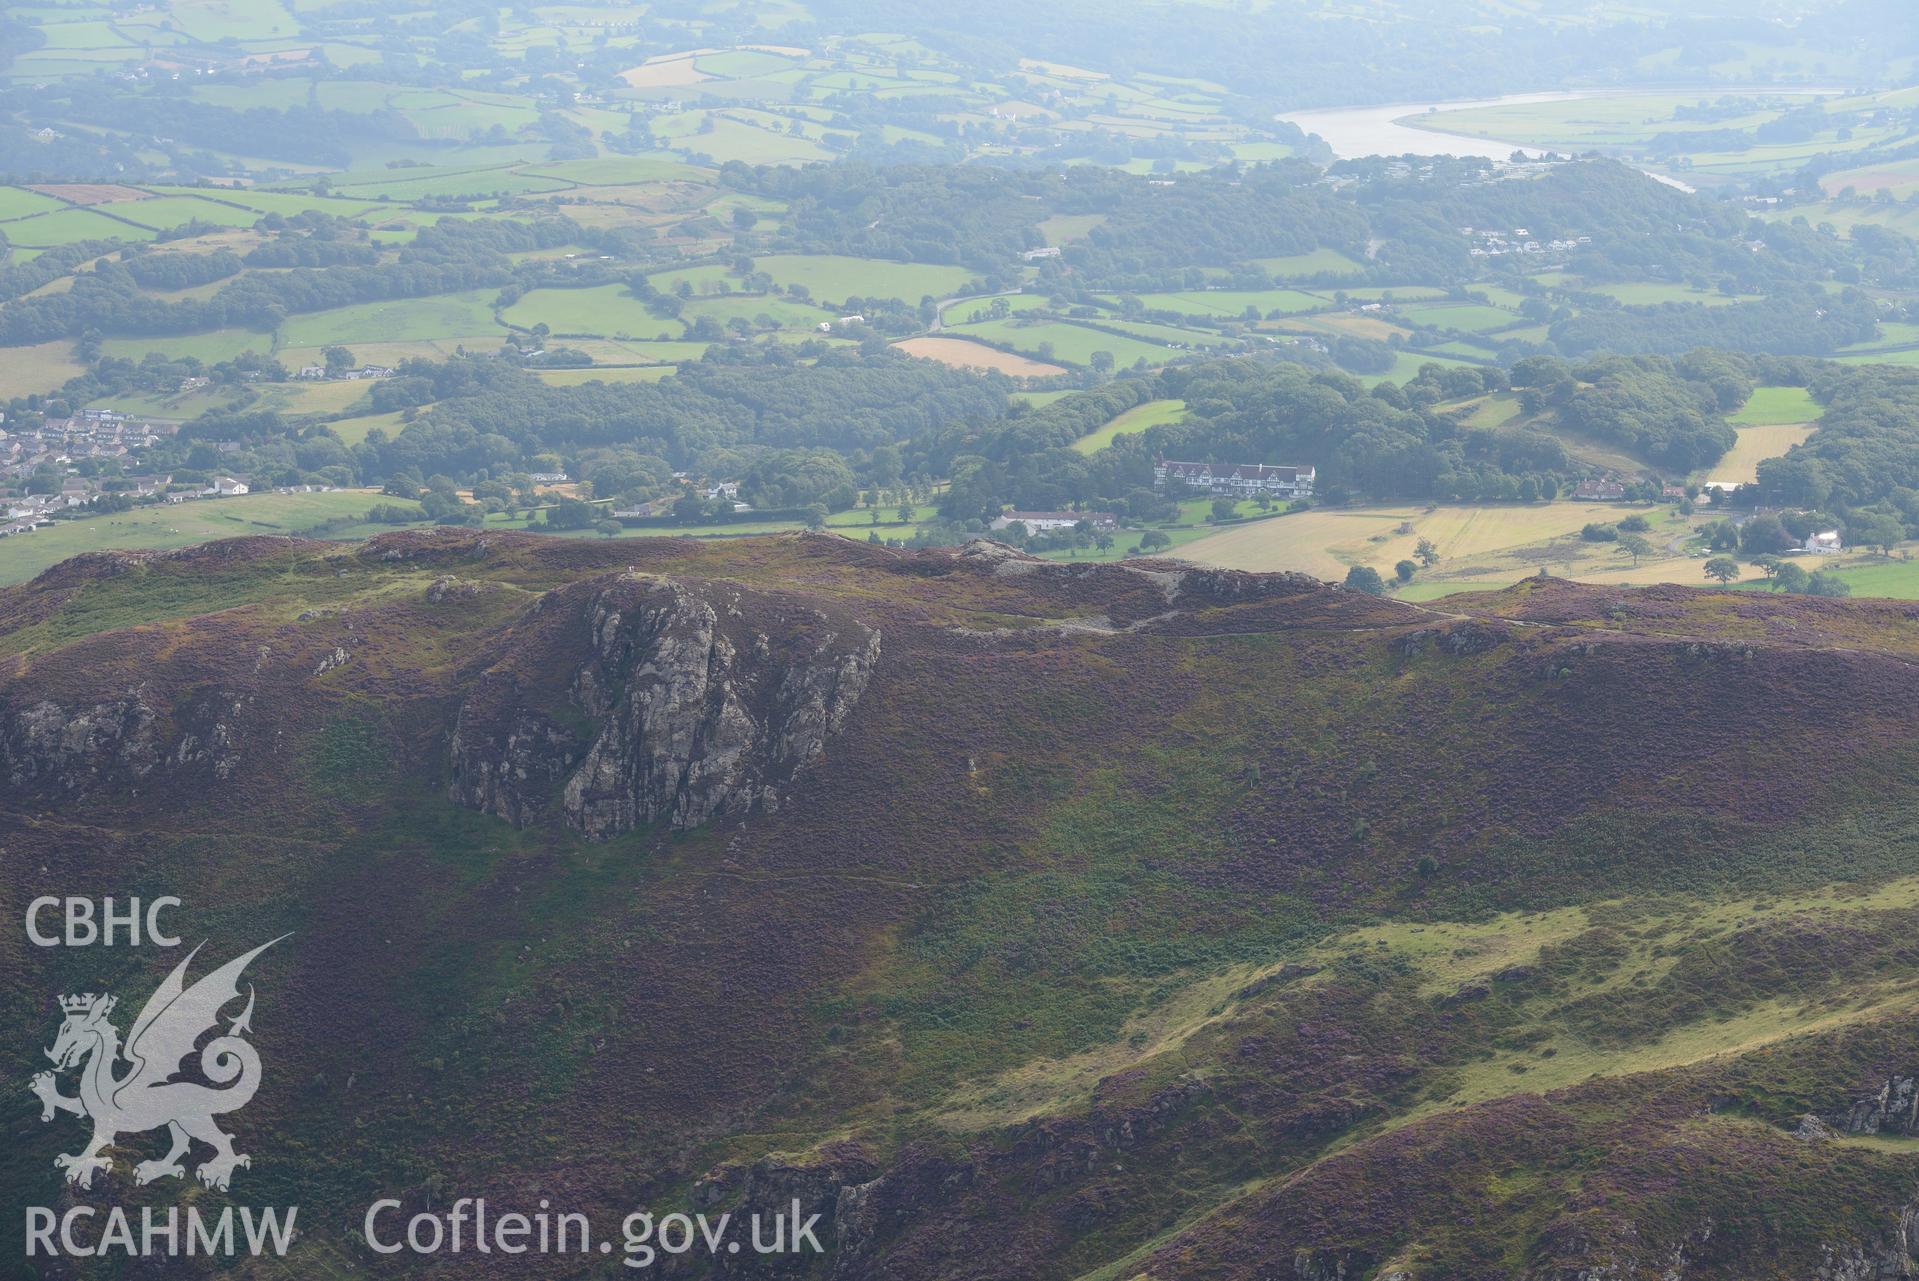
[1154,458,1316,498]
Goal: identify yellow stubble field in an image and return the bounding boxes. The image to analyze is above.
[1178,500,1699,593]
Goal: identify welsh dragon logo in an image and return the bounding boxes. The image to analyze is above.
[29,937,286,1192]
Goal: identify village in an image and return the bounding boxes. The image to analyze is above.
[0,407,327,539]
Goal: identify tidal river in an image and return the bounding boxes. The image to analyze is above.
[1278,87,1849,190]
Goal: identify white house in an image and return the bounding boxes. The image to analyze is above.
[1806,529,1843,555]
[206,476,250,497]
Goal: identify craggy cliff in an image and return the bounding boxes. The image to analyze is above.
[450,572,880,835]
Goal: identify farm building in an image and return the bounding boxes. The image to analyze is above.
[1805,530,1843,555]
[1155,459,1315,498]
[1571,478,1626,501]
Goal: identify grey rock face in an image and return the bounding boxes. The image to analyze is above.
[1294,1248,1377,1281]
[2,694,159,792]
[447,707,579,829]
[1841,1077,1919,1138]
[450,574,879,836]
[1815,1199,1919,1279]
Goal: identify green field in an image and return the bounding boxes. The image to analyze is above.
[671,116,840,166]
[503,285,680,340]
[678,292,839,331]
[1789,556,1919,599]
[1457,392,1525,428]
[1252,249,1362,279]
[279,291,504,348]
[0,491,412,585]
[3,207,155,247]
[0,341,87,398]
[1397,302,1521,333]
[1360,350,1482,386]
[1095,318,1231,348]
[1729,385,1822,426]
[326,408,411,446]
[643,263,737,295]
[98,327,276,363]
[0,186,68,220]
[102,195,261,231]
[1585,282,1754,308]
[1071,399,1188,454]
[328,166,565,201]
[1843,322,1919,353]
[1836,348,1919,368]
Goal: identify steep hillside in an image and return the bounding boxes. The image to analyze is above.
[4,531,1919,1279]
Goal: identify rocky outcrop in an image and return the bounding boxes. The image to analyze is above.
[1,694,160,793]
[1840,1077,1919,1138]
[823,1149,975,1281]
[1,680,265,796]
[447,707,580,829]
[1293,1247,1378,1281]
[1393,620,1511,659]
[1815,1199,1919,1280]
[449,574,879,836]
[688,1148,879,1278]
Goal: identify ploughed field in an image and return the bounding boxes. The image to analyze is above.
[4,530,1919,1277]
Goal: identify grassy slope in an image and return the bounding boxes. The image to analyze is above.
[0,491,403,583]
[1070,397,1188,454]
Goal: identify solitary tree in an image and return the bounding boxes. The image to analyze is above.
[1415,537,1440,567]
[1138,530,1173,552]
[1395,559,1417,583]
[1703,556,1741,584]
[1345,565,1386,595]
[1772,562,1811,593]
[1740,514,1793,555]
[1618,534,1653,567]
